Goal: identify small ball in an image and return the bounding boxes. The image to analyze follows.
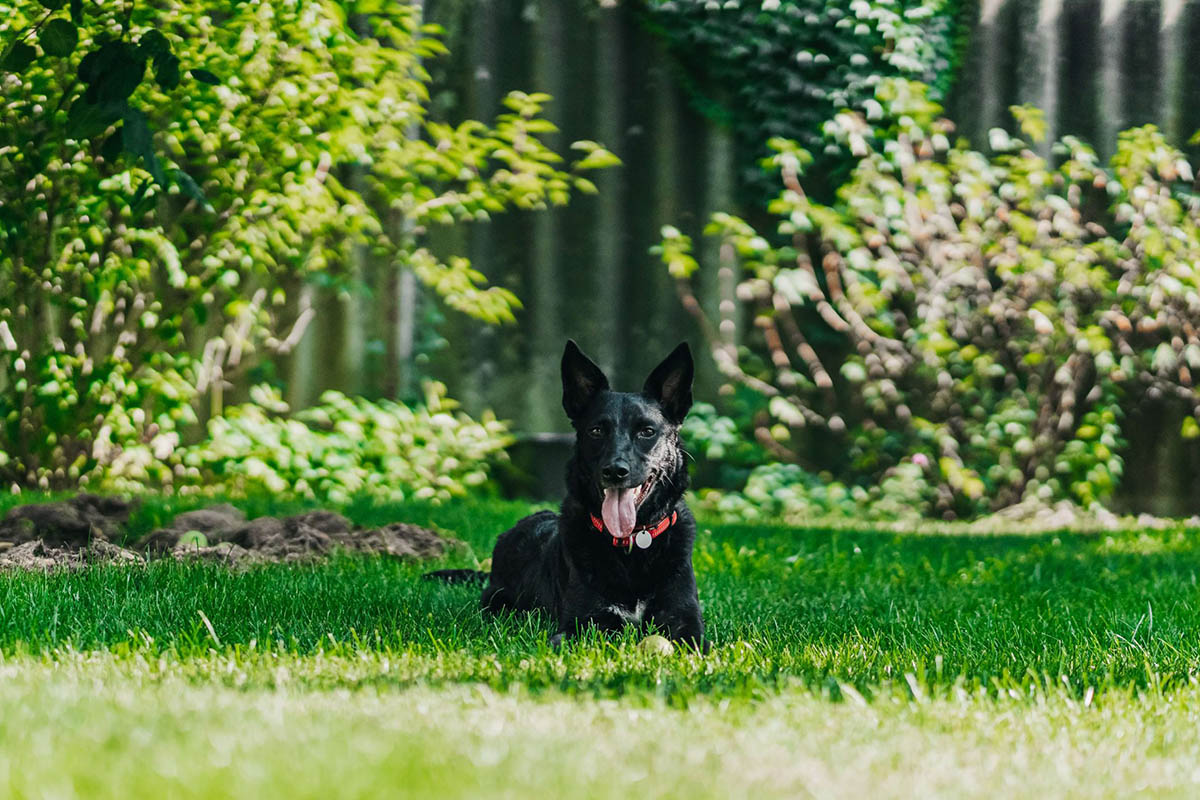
[638,635,675,656]
[178,530,208,548]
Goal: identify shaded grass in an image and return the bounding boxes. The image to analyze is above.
[2,494,1199,699]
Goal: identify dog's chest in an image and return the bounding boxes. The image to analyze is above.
[606,599,648,625]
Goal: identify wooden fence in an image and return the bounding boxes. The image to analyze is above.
[276,0,1200,511]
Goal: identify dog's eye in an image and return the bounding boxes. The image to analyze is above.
[588,426,603,439]
[638,426,656,439]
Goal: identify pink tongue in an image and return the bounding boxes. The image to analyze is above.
[602,488,637,538]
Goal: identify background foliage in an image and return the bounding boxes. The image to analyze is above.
[0,0,613,492]
[158,382,512,505]
[636,0,967,198]
[668,79,1200,521]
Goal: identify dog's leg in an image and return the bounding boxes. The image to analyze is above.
[645,595,707,653]
[550,591,631,649]
[550,613,630,648]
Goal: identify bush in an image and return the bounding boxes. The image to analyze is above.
[98,383,512,505]
[679,399,771,489]
[0,0,613,490]
[637,0,966,196]
[663,79,1200,520]
[690,460,932,522]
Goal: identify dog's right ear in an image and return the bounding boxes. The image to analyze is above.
[561,340,609,421]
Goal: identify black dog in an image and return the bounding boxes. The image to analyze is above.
[428,340,705,649]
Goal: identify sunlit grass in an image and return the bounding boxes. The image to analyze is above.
[2,497,1200,694]
[1,650,1199,799]
[3,494,1200,795]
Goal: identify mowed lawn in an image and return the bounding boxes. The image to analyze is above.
[2,494,1200,798]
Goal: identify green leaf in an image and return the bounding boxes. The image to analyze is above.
[1183,417,1200,440]
[100,127,124,162]
[1010,105,1048,144]
[573,148,622,170]
[121,107,151,157]
[129,179,156,219]
[154,53,180,90]
[130,179,150,207]
[173,169,210,210]
[1,42,37,73]
[69,0,82,25]
[77,46,102,82]
[66,96,125,139]
[137,29,169,58]
[38,0,66,9]
[122,107,165,186]
[98,56,145,102]
[190,68,219,85]
[40,19,78,57]
[79,41,145,103]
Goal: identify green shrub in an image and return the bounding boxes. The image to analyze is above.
[0,0,613,490]
[637,0,967,196]
[107,383,513,505]
[691,459,933,522]
[679,399,771,489]
[663,79,1200,520]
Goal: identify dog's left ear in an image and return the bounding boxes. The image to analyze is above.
[642,342,694,424]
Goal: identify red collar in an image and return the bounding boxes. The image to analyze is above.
[590,510,678,550]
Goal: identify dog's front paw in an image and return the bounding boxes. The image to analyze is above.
[549,632,566,650]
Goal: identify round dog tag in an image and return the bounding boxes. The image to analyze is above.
[635,530,653,549]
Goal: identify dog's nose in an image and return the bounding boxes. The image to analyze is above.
[601,463,630,484]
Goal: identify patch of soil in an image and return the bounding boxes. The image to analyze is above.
[0,496,460,571]
[0,540,143,570]
[0,494,132,547]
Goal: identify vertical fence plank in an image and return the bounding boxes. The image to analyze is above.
[1017,0,1063,153]
[526,0,568,432]
[593,6,626,378]
[1098,0,1128,158]
[462,0,502,414]
[972,0,1011,144]
[285,284,317,409]
[343,170,368,397]
[1160,0,1187,143]
[1060,1,1100,143]
[697,123,735,392]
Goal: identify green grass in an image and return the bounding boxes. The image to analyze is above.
[3,493,1200,796]
[3,651,1200,799]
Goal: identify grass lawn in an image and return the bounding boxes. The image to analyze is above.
[2,493,1200,797]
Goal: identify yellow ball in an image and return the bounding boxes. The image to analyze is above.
[638,635,675,656]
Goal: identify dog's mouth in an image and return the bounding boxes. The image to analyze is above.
[601,477,655,539]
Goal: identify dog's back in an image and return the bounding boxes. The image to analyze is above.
[481,510,562,612]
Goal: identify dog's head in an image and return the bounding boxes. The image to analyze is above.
[561,340,693,536]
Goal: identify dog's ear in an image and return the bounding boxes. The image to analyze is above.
[562,340,610,421]
[642,342,694,424]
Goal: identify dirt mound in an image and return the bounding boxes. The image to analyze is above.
[346,523,451,559]
[0,540,144,570]
[140,504,249,556]
[0,494,132,547]
[155,510,459,564]
[0,497,460,571]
